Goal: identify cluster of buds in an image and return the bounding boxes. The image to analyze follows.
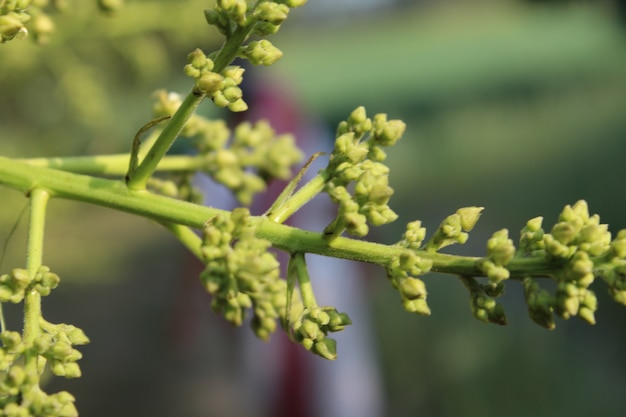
[0,265,88,416]
[322,107,406,239]
[386,250,432,316]
[202,120,303,205]
[462,276,507,325]
[518,216,545,256]
[544,200,611,259]
[396,220,427,251]
[479,229,516,286]
[146,174,203,204]
[597,230,626,305]
[200,208,285,340]
[0,266,59,304]
[36,322,90,379]
[290,306,351,360]
[424,206,483,252]
[151,91,303,205]
[0,360,78,417]
[520,201,623,328]
[205,0,305,38]
[185,49,248,112]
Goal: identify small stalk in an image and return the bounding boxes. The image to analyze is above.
[290,252,317,309]
[22,154,207,176]
[267,173,328,224]
[127,91,205,190]
[161,222,203,260]
[266,153,325,223]
[23,188,50,375]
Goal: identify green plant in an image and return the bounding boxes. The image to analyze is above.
[1,1,625,415]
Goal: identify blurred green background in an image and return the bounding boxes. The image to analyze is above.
[1,0,626,416]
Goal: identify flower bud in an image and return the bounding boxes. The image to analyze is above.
[551,222,577,245]
[243,39,283,66]
[1,331,22,351]
[398,277,426,300]
[227,98,248,112]
[196,71,223,95]
[314,338,337,360]
[254,2,289,25]
[0,13,27,42]
[402,298,431,316]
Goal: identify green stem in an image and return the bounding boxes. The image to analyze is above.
[127,91,205,190]
[24,188,49,375]
[291,252,317,309]
[0,156,556,278]
[21,154,207,175]
[161,222,203,260]
[267,171,328,224]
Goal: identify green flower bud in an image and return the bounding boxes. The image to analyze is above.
[544,234,572,258]
[252,21,281,36]
[62,324,89,345]
[578,306,595,325]
[222,65,245,84]
[402,298,431,316]
[486,229,515,266]
[0,13,28,43]
[347,106,372,135]
[223,86,243,102]
[34,333,53,353]
[243,39,283,66]
[187,48,208,69]
[51,361,82,378]
[212,90,230,108]
[300,318,319,340]
[254,2,289,25]
[204,9,229,34]
[457,207,484,232]
[6,366,25,388]
[372,114,406,146]
[1,331,22,351]
[227,98,248,112]
[0,284,17,303]
[551,222,577,245]
[313,338,337,360]
[398,220,427,249]
[300,337,314,350]
[398,277,427,300]
[197,71,223,95]
[50,340,74,360]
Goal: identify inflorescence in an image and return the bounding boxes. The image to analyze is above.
[0,266,89,417]
[2,3,626,417]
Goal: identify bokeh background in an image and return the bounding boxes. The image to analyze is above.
[1,0,626,416]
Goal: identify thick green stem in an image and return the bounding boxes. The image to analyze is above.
[23,188,49,375]
[0,156,556,278]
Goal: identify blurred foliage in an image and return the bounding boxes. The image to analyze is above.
[0,0,220,158]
